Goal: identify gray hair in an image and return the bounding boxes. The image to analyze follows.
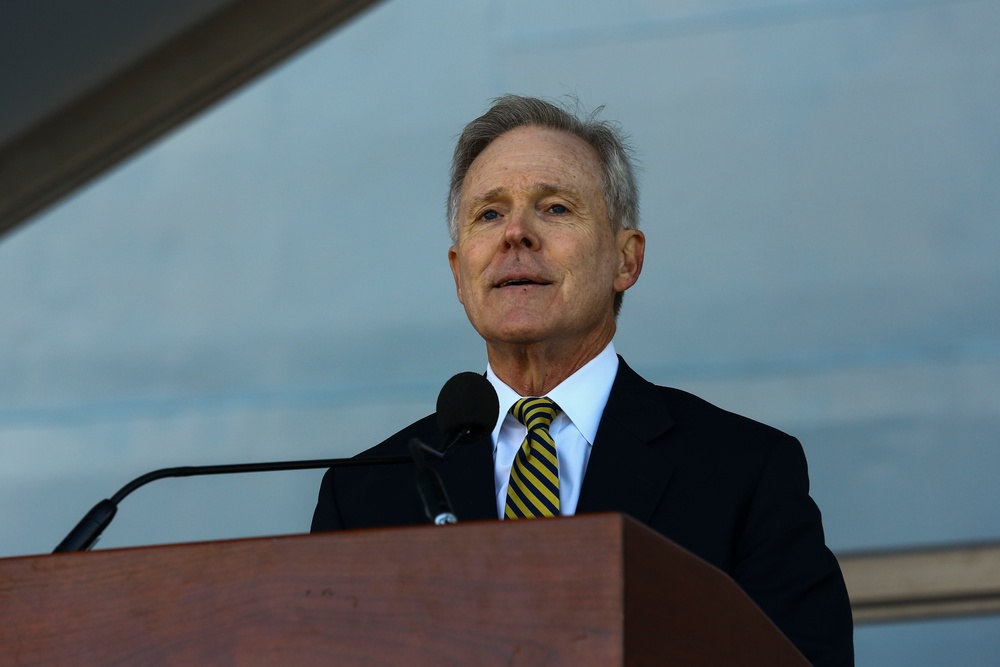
[447,95,640,242]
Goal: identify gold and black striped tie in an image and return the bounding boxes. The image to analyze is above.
[504,397,560,519]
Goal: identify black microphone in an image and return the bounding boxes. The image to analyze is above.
[408,372,498,523]
[52,455,411,554]
[430,371,500,458]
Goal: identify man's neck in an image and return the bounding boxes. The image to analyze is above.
[485,332,615,396]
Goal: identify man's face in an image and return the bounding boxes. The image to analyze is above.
[448,126,643,355]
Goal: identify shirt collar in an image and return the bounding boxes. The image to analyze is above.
[486,342,619,445]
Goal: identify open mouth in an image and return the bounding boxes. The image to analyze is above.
[498,279,542,287]
[496,277,554,290]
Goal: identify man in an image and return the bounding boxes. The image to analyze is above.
[313,95,854,665]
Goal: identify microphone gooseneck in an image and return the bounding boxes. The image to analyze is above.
[52,456,410,554]
[53,372,501,552]
[409,438,458,525]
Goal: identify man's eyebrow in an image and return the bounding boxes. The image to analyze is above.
[534,182,574,196]
[464,182,579,215]
[465,186,507,214]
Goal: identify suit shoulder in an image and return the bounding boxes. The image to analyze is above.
[647,383,804,466]
[616,358,796,449]
[658,385,791,434]
[354,413,441,458]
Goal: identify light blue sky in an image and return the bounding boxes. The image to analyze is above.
[1,1,998,663]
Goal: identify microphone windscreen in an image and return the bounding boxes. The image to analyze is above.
[435,372,500,443]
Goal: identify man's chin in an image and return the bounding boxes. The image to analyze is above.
[477,322,555,348]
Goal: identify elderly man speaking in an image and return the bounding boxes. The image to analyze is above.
[312,95,854,666]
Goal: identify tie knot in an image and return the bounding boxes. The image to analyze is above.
[512,397,559,431]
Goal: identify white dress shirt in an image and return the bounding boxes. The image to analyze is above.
[487,342,619,518]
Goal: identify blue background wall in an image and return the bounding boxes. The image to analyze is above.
[1,1,998,663]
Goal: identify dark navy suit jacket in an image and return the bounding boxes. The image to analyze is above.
[312,358,854,666]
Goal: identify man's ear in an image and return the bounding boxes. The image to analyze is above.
[448,246,465,304]
[614,229,645,293]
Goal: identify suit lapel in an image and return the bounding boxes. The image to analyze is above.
[429,358,680,525]
[576,358,679,523]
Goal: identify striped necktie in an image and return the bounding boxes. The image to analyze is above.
[504,397,560,519]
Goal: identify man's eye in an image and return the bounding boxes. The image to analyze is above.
[481,210,500,221]
[549,204,568,214]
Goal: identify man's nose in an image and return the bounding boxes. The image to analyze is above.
[503,208,539,250]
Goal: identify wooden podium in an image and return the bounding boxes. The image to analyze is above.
[0,514,807,666]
